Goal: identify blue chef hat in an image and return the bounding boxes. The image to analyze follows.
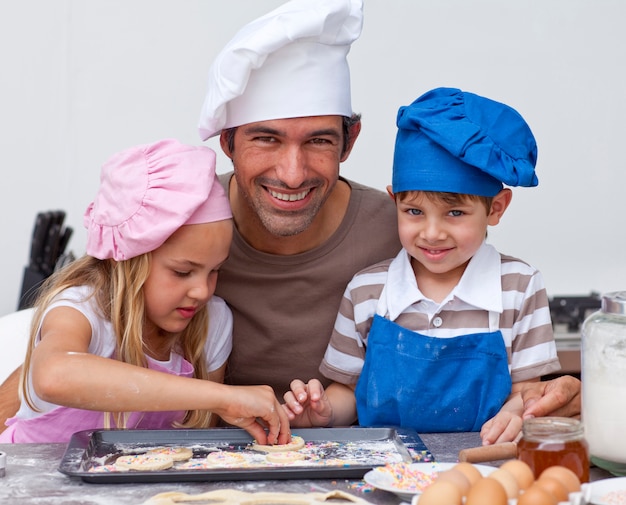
[392,87,539,197]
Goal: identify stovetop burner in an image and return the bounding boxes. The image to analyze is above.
[550,292,601,333]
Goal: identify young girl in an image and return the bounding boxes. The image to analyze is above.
[0,139,289,445]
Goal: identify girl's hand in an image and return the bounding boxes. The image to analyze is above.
[217,385,291,445]
[282,379,333,428]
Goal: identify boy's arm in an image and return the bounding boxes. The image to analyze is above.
[325,382,358,426]
[479,379,539,445]
[283,379,357,427]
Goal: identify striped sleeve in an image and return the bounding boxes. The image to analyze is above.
[500,256,561,381]
[319,261,390,385]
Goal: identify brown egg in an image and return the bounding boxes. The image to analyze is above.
[418,480,463,505]
[536,475,570,502]
[539,465,581,494]
[452,462,483,486]
[436,468,471,496]
[517,482,558,505]
[487,468,520,499]
[499,459,535,490]
[465,477,508,505]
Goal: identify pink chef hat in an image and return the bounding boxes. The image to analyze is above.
[84,139,232,261]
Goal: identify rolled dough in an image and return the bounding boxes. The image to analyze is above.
[142,489,372,505]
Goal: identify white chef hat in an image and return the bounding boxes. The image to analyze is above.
[198,0,363,140]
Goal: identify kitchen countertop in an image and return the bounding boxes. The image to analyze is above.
[554,330,582,375]
[0,432,612,504]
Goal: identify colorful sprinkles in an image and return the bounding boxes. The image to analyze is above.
[373,462,438,492]
[601,490,626,505]
[85,436,410,473]
[349,480,375,493]
[87,464,121,473]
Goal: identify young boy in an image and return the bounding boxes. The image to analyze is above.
[283,87,561,444]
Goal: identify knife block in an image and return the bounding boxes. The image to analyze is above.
[17,266,47,310]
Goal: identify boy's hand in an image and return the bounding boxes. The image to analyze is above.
[282,379,333,428]
[480,411,523,445]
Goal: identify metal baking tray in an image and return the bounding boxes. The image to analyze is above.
[58,426,432,484]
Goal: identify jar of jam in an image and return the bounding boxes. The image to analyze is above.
[517,417,589,483]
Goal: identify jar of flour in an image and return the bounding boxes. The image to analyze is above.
[582,291,626,475]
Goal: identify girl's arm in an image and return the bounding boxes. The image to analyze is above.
[0,367,21,430]
[31,306,289,445]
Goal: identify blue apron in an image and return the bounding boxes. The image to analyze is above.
[354,314,511,432]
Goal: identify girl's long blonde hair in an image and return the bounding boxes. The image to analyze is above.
[20,254,213,428]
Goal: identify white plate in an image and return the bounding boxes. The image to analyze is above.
[363,462,496,502]
[581,476,626,505]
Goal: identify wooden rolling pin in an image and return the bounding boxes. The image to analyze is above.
[458,441,518,463]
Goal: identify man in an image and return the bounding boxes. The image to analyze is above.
[0,0,581,430]
[197,0,401,398]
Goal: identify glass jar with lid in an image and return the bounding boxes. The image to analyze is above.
[517,416,589,482]
[582,291,626,475]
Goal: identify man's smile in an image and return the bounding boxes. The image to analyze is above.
[267,188,312,202]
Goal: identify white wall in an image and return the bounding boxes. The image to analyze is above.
[1,0,624,316]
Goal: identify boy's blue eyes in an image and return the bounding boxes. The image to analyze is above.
[405,209,464,216]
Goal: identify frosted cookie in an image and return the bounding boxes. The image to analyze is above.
[250,435,305,453]
[175,458,212,470]
[266,451,307,464]
[146,446,193,462]
[205,451,246,466]
[88,464,124,473]
[115,453,174,471]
